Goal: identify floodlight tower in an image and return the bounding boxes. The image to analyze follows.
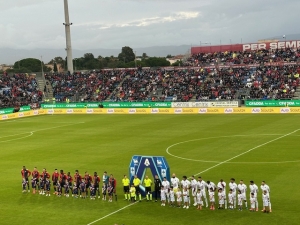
[63,0,74,74]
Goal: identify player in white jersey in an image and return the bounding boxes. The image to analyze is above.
[162,177,170,203]
[217,179,227,209]
[260,181,271,212]
[237,190,243,211]
[176,187,182,208]
[170,173,180,193]
[196,189,203,210]
[169,187,175,207]
[229,178,238,208]
[228,189,234,209]
[190,176,198,206]
[209,188,215,210]
[218,188,225,209]
[250,193,256,211]
[182,187,189,209]
[207,181,216,191]
[249,180,259,211]
[262,190,270,213]
[181,176,191,206]
[197,177,208,207]
[160,186,166,206]
[237,180,248,209]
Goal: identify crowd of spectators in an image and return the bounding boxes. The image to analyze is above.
[185,48,300,67]
[45,70,129,102]
[1,48,299,109]
[0,73,42,109]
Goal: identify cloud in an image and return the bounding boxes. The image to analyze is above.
[75,11,200,30]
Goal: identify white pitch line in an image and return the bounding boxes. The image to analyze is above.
[86,130,300,224]
[87,201,141,225]
[166,133,300,164]
[192,129,300,176]
[0,132,33,143]
[0,122,84,140]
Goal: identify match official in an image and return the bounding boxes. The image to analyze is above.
[133,175,142,202]
[144,176,152,201]
[122,175,130,201]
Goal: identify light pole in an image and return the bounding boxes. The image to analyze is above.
[63,0,74,74]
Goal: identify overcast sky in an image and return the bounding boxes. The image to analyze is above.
[0,0,299,51]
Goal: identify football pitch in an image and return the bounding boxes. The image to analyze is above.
[1,114,300,225]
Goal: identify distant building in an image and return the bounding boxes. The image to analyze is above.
[166,55,184,65]
[0,64,13,71]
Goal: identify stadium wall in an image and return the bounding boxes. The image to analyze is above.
[1,107,300,121]
[191,40,300,54]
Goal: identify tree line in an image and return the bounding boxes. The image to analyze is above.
[4,46,182,73]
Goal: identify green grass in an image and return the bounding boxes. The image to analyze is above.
[0,114,300,225]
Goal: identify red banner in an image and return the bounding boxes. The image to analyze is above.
[191,40,300,54]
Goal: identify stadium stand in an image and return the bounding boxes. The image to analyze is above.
[1,48,300,108]
[0,73,42,108]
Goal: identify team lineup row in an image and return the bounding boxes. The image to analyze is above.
[20,167,271,213]
[122,174,272,213]
[21,167,117,201]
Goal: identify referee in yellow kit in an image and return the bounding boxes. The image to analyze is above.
[144,175,152,201]
[122,175,130,201]
[133,175,142,202]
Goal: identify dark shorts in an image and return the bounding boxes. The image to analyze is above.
[123,186,129,193]
[135,186,140,194]
[31,181,36,188]
[86,183,90,189]
[145,187,151,193]
[94,184,99,190]
[60,181,65,187]
[53,181,58,186]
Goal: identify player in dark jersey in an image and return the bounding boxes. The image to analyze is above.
[72,181,78,198]
[90,183,95,200]
[52,169,59,195]
[109,174,117,201]
[107,182,114,202]
[74,170,82,196]
[45,178,51,196]
[80,179,86,199]
[22,178,28,193]
[40,168,50,195]
[84,172,92,197]
[56,182,62,197]
[93,172,101,199]
[31,167,40,194]
[21,166,31,192]
[59,170,67,193]
[66,172,73,197]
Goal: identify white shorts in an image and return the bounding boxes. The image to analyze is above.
[183,196,189,203]
[177,197,182,202]
[228,199,233,204]
[263,200,269,207]
[210,197,215,202]
[161,196,166,201]
[241,193,246,200]
[197,200,203,205]
[170,197,175,202]
[251,203,255,208]
[219,199,224,204]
